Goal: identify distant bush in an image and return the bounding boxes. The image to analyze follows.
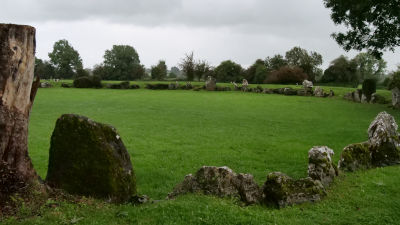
[265,66,308,84]
[73,76,102,88]
[362,79,376,101]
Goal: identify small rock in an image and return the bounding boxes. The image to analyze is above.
[329,90,334,97]
[168,82,179,90]
[263,88,273,94]
[61,83,71,88]
[283,87,297,96]
[308,146,338,187]
[353,89,362,102]
[361,94,368,103]
[234,173,262,204]
[262,172,325,208]
[343,92,353,101]
[392,87,400,109]
[297,89,311,96]
[313,86,324,97]
[302,80,313,89]
[168,166,261,205]
[40,82,52,88]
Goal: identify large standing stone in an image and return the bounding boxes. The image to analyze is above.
[367,111,400,166]
[205,76,216,91]
[308,146,338,187]
[262,172,325,208]
[339,112,400,171]
[361,94,368,103]
[168,166,261,205]
[46,114,136,202]
[392,87,400,109]
[343,92,353,101]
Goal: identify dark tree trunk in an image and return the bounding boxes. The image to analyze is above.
[0,24,39,183]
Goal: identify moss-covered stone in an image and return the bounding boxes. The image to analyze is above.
[338,142,372,172]
[46,114,136,203]
[262,172,325,208]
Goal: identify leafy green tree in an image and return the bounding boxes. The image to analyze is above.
[92,64,107,79]
[151,60,167,80]
[265,54,288,71]
[245,59,265,83]
[48,39,83,79]
[285,47,323,82]
[170,66,181,77]
[321,55,358,85]
[214,60,243,82]
[352,52,387,82]
[386,66,400,90]
[194,60,212,81]
[35,57,55,79]
[102,45,141,80]
[179,52,195,81]
[324,0,400,57]
[168,72,177,78]
[254,64,269,84]
[76,68,90,78]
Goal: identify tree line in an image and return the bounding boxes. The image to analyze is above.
[35,39,394,87]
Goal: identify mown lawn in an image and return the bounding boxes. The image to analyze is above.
[4,87,400,224]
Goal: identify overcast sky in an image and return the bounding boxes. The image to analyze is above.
[1,0,399,71]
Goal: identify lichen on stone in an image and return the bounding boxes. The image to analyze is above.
[338,142,371,172]
[168,166,262,205]
[262,172,325,208]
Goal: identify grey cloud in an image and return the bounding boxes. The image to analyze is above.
[1,0,332,32]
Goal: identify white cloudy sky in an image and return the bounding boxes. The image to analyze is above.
[1,0,399,71]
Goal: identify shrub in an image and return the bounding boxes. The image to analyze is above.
[91,75,102,88]
[73,76,103,88]
[120,81,130,89]
[362,79,377,101]
[265,66,308,84]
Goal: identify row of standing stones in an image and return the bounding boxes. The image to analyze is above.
[168,112,400,207]
[45,112,400,208]
[205,77,335,98]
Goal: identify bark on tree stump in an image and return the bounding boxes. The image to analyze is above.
[0,24,40,183]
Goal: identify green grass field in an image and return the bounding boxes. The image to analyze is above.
[4,87,400,224]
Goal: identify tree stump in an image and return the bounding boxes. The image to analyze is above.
[0,24,40,184]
